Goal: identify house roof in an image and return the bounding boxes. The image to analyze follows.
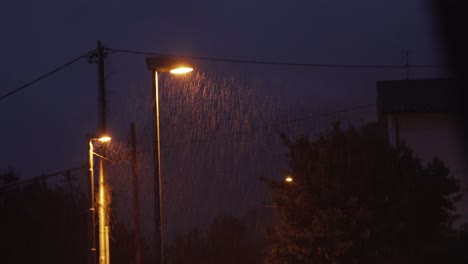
[376,78,462,114]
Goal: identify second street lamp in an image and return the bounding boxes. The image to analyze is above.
[88,134,112,264]
[285,175,294,183]
[146,56,194,264]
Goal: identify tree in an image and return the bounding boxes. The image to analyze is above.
[0,169,149,264]
[0,170,88,264]
[108,207,154,264]
[264,122,465,264]
[165,214,263,264]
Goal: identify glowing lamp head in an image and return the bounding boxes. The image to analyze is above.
[170,67,193,74]
[285,176,293,183]
[146,56,194,73]
[98,136,112,143]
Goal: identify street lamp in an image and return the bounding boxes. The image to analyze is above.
[98,136,112,143]
[146,56,194,264]
[285,175,293,183]
[88,135,112,264]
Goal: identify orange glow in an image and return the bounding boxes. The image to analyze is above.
[170,67,193,74]
[285,176,293,183]
[98,136,112,142]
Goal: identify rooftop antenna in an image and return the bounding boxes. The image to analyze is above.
[405,50,411,80]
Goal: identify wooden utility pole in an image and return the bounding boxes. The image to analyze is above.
[97,41,107,134]
[131,123,143,264]
[87,40,109,264]
[97,40,110,264]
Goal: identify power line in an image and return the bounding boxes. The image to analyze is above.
[270,103,376,127]
[130,103,375,154]
[165,103,376,147]
[106,47,445,69]
[0,105,375,186]
[0,49,95,102]
[0,165,88,189]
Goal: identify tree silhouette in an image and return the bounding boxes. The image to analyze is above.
[0,170,88,264]
[264,122,465,264]
[165,214,263,264]
[0,169,150,264]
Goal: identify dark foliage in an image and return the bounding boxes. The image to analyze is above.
[264,122,466,264]
[165,214,263,264]
[0,169,149,264]
[0,171,88,264]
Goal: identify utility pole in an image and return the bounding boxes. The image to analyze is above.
[87,40,110,264]
[131,123,143,264]
[97,41,107,134]
[97,40,110,264]
[98,159,107,264]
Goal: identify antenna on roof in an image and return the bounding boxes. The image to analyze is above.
[405,50,411,80]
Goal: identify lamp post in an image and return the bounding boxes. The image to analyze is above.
[146,56,193,264]
[88,135,112,264]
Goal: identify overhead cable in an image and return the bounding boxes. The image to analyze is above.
[0,49,95,102]
[0,165,88,189]
[165,103,376,147]
[106,47,445,69]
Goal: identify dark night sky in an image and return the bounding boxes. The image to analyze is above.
[0,1,451,235]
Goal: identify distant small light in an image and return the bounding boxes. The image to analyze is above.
[285,176,293,183]
[170,67,193,74]
[98,136,112,143]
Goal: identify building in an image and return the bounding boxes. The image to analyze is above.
[377,78,467,224]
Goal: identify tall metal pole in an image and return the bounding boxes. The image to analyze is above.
[131,123,142,264]
[151,71,163,264]
[88,141,97,264]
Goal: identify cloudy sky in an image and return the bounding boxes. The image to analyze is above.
[0,0,451,235]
